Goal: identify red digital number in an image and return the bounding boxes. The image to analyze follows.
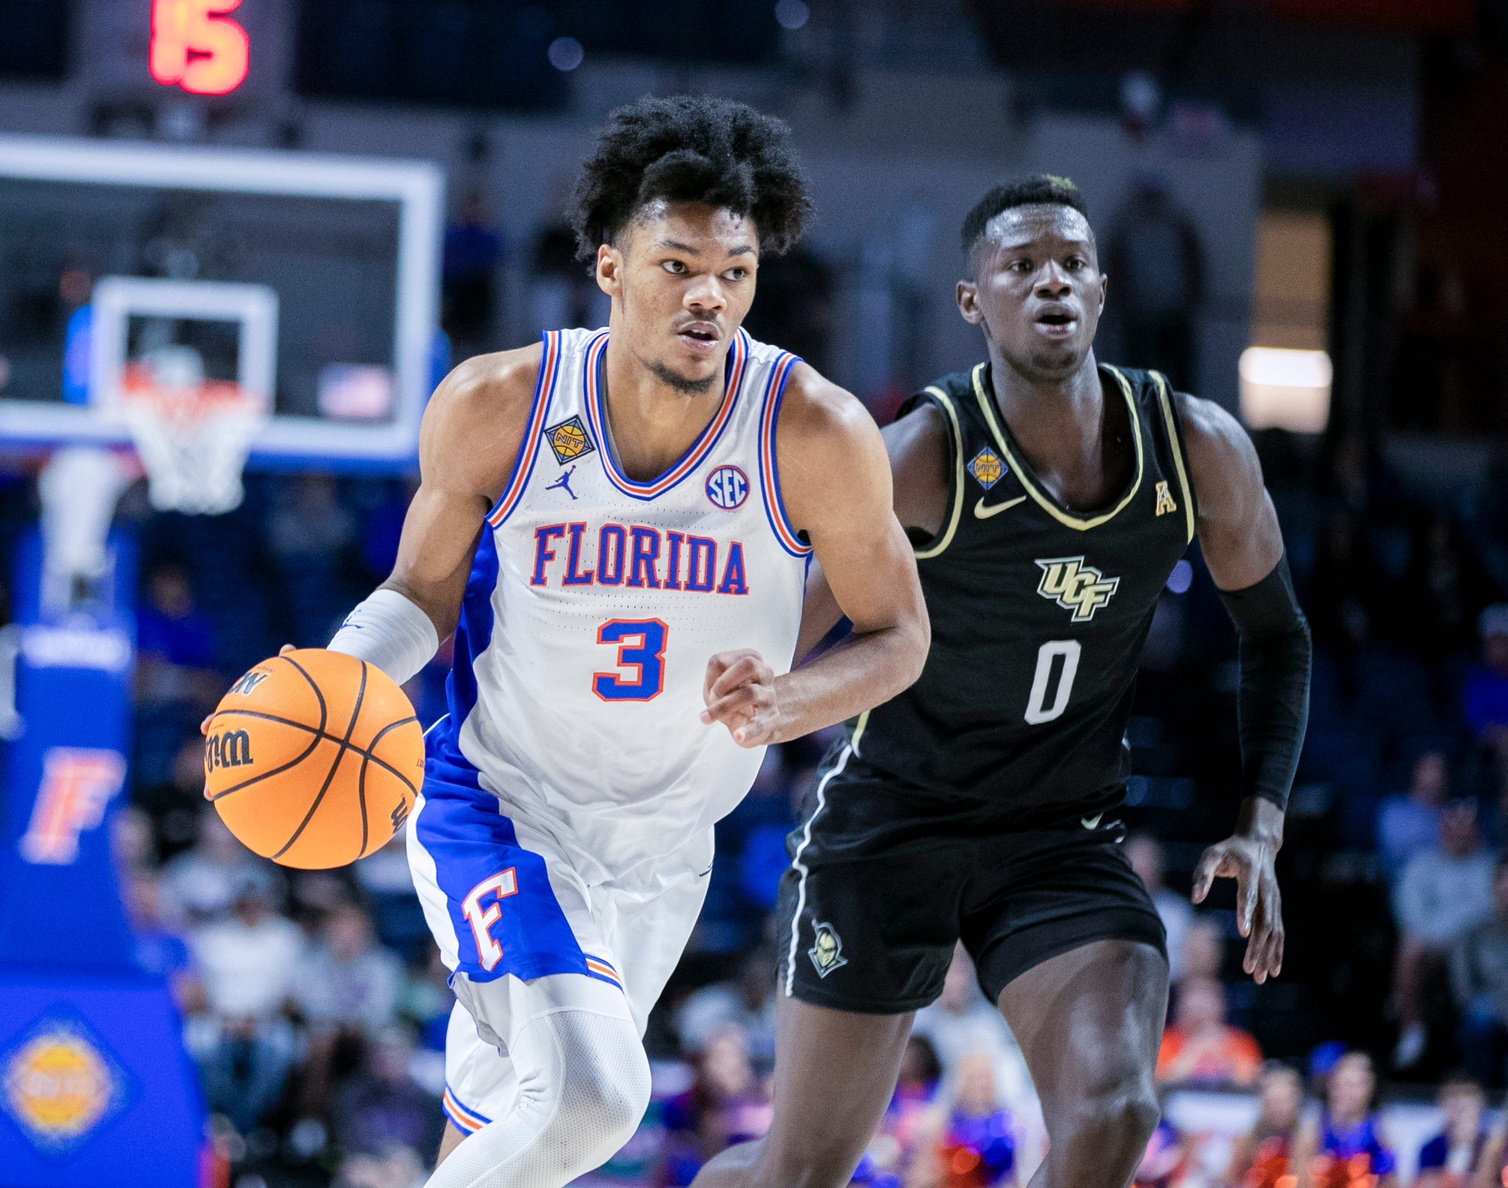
[150,0,250,96]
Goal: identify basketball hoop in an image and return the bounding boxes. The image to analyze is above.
[118,361,267,516]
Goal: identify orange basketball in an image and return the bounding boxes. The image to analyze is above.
[203,648,425,870]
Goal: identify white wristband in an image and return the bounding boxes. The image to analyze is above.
[327,588,440,687]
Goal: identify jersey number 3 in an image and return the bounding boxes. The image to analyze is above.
[594,619,668,701]
[1025,640,1081,724]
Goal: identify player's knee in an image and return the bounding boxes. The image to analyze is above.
[562,1046,651,1155]
[1071,1083,1160,1155]
[536,1010,650,1163]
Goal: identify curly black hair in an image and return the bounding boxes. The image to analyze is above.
[568,94,815,261]
[960,174,1090,255]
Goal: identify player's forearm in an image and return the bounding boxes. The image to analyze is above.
[768,617,928,743]
[1218,554,1311,814]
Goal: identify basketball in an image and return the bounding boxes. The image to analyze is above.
[203,649,425,870]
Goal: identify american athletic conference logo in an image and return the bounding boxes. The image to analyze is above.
[705,465,749,510]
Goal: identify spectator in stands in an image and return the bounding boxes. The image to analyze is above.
[851,1035,943,1187]
[1465,606,1508,750]
[1178,916,1225,986]
[163,810,272,922]
[911,1050,1018,1188]
[125,869,202,1007]
[353,827,427,956]
[295,901,405,1117]
[913,946,1036,1117]
[1307,509,1381,701]
[135,562,220,790]
[1103,179,1204,390]
[331,1025,443,1161]
[331,1143,428,1188]
[264,474,356,646]
[112,804,155,876]
[1415,1076,1489,1188]
[1128,832,1194,982]
[1451,856,1508,1087]
[1393,800,1495,1068]
[1291,1051,1396,1188]
[1224,1063,1305,1188]
[676,946,778,1070]
[397,947,454,1096]
[1155,976,1263,1088]
[661,1024,772,1182]
[1398,514,1494,670]
[186,876,304,1133]
[1132,1112,1192,1188]
[1377,752,1449,883]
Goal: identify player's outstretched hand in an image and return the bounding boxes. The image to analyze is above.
[1191,820,1284,984]
[701,649,781,748]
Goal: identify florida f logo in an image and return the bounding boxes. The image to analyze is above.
[808,922,848,978]
[1036,556,1120,622]
[19,748,128,865]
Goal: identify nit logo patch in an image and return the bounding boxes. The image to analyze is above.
[705,465,749,510]
[807,922,848,978]
[1,1010,130,1156]
[968,449,1006,490]
[1035,555,1120,622]
[544,417,594,465]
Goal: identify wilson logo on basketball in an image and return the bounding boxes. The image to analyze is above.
[205,730,253,771]
[228,669,270,696]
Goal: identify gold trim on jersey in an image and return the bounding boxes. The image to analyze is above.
[850,708,870,756]
[969,363,1145,532]
[913,386,966,560]
[1151,371,1196,545]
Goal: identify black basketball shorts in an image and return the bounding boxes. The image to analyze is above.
[775,748,1168,1014]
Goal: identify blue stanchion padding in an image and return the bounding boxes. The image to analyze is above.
[0,528,205,1184]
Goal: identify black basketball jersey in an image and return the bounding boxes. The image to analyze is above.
[850,360,1196,825]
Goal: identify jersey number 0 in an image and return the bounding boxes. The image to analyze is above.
[1024,639,1081,724]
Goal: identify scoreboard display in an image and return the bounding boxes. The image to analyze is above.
[149,0,250,95]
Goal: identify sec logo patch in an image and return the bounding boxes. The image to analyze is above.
[706,465,749,510]
[544,417,594,464]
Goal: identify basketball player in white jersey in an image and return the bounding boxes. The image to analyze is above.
[323,96,929,1186]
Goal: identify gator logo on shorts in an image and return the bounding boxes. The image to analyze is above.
[808,922,848,978]
[544,416,594,464]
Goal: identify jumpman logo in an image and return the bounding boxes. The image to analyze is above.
[546,466,578,500]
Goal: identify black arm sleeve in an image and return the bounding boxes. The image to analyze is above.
[1216,553,1312,813]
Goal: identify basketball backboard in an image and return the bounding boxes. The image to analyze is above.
[0,134,442,471]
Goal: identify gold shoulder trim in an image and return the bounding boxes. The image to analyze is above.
[1151,371,1196,545]
[914,386,966,560]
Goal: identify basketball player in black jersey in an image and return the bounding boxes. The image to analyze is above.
[693,175,1311,1188]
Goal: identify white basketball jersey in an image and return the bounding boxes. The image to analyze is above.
[443,327,811,881]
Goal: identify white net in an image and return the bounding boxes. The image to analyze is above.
[120,382,267,516]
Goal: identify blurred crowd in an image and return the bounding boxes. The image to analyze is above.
[63,413,1508,1188]
[0,348,1489,1186]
